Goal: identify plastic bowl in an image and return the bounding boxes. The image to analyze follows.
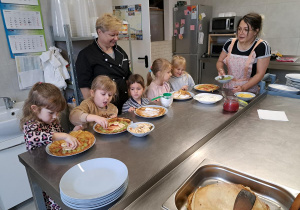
[127,122,155,137]
[234,92,256,101]
[215,75,234,84]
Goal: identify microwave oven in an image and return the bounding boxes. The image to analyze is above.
[210,16,241,33]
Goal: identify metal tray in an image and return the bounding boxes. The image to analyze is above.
[162,159,299,210]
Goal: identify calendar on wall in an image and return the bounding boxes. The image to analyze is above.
[0,0,46,58]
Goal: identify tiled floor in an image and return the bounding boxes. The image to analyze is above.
[10,198,36,210]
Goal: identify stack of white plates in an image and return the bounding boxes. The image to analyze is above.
[268,84,300,94]
[285,74,300,89]
[60,158,128,209]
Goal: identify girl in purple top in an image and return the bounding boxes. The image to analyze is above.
[146,58,172,100]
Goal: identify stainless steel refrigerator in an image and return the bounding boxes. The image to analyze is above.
[173,5,212,83]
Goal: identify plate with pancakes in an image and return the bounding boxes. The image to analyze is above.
[134,105,167,118]
[172,90,194,100]
[93,117,131,134]
[194,84,220,92]
[46,130,95,157]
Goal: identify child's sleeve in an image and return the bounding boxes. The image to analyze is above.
[122,100,130,114]
[69,100,90,125]
[23,122,53,150]
[187,74,195,90]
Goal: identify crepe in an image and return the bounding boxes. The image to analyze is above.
[195,84,219,92]
[173,90,191,99]
[94,117,131,134]
[187,182,270,210]
[48,130,95,156]
[135,107,165,118]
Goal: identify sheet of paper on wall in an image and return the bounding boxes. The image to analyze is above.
[3,10,43,30]
[190,25,195,31]
[198,32,204,44]
[180,27,184,34]
[191,12,197,19]
[1,0,38,5]
[15,56,44,89]
[201,13,206,19]
[8,35,46,54]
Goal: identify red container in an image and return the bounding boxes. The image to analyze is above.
[223,96,239,112]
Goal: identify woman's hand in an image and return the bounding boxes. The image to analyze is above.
[218,68,226,76]
[128,107,136,112]
[233,86,244,93]
[181,85,188,91]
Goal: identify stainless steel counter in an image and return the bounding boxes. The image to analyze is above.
[19,90,258,210]
[125,94,300,209]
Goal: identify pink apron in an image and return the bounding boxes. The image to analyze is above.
[223,38,263,93]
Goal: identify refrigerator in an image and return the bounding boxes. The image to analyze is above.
[173,5,212,83]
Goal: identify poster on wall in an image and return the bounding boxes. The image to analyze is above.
[0,1,47,58]
[113,4,143,40]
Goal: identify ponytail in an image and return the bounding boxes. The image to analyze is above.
[146,71,153,86]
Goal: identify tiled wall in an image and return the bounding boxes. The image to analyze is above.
[191,0,300,55]
[151,40,173,64]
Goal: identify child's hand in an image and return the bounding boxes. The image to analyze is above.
[181,85,188,91]
[128,107,136,112]
[110,114,118,118]
[94,116,108,128]
[64,134,80,150]
[86,114,108,128]
[73,125,83,131]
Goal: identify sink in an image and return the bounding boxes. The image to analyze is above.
[0,102,24,143]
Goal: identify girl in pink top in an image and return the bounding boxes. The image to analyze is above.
[146,58,172,100]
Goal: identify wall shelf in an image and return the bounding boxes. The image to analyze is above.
[208,33,236,55]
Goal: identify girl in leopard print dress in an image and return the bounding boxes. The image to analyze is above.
[21,82,80,210]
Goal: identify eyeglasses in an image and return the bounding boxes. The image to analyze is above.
[237,27,252,33]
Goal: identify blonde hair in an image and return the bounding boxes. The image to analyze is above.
[147,58,172,86]
[95,13,122,33]
[171,55,187,75]
[20,82,66,128]
[91,75,117,100]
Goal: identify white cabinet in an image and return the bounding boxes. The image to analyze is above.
[0,137,32,210]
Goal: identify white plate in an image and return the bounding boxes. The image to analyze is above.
[172,91,194,100]
[127,122,155,137]
[268,84,300,93]
[234,92,256,101]
[193,93,223,104]
[134,105,168,118]
[45,138,95,157]
[285,74,300,82]
[215,75,234,84]
[59,158,128,200]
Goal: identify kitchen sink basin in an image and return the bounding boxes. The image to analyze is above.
[0,102,24,143]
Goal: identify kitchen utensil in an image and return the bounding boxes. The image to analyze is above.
[233,189,256,210]
[234,92,256,101]
[151,92,172,101]
[215,75,234,84]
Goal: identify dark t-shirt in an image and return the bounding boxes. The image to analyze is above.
[76,39,131,113]
[223,38,271,76]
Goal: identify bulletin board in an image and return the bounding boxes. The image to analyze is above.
[0,0,47,58]
[113,4,143,40]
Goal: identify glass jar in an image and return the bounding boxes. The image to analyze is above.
[223,96,239,112]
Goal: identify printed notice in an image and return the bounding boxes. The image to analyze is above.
[3,9,43,29]
[8,34,46,53]
[1,0,38,5]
